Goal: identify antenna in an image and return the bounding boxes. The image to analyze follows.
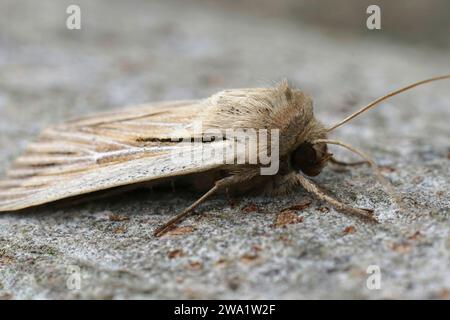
[327,75,450,132]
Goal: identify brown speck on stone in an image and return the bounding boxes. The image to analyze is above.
[175,277,184,284]
[390,242,412,253]
[349,268,367,278]
[277,234,293,245]
[273,210,304,228]
[113,226,127,234]
[343,226,356,234]
[168,249,185,259]
[242,203,258,213]
[412,176,423,184]
[183,288,201,299]
[318,207,330,213]
[408,231,424,241]
[109,213,129,222]
[215,258,229,268]
[252,245,262,252]
[187,261,203,271]
[240,253,260,264]
[380,165,396,173]
[447,150,450,159]
[165,226,195,236]
[281,199,311,212]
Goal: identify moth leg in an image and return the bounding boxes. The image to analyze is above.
[153,175,242,237]
[295,173,379,223]
[313,139,402,206]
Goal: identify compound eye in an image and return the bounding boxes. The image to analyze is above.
[294,144,317,164]
[291,143,317,171]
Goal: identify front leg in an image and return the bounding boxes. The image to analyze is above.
[266,171,378,222]
[294,173,378,223]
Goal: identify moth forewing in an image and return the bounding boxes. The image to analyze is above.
[0,100,228,211]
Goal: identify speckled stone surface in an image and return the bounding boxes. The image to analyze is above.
[0,0,449,299]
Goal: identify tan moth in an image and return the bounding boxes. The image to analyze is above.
[0,75,448,236]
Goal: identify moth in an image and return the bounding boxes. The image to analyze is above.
[0,75,448,236]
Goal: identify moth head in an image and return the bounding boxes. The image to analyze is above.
[290,142,332,176]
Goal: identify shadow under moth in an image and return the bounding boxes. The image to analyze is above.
[0,75,448,236]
